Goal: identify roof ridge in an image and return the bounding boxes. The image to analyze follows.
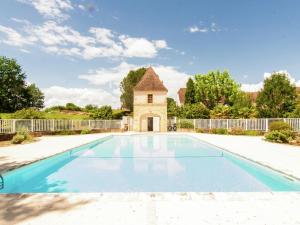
[134,67,168,92]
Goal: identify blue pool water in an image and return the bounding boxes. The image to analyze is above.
[1,134,300,193]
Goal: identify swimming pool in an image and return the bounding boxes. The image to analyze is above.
[1,134,300,193]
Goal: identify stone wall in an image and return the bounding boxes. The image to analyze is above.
[133,91,167,132]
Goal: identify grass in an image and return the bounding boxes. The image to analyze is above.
[1,109,125,120]
[43,111,90,120]
[0,111,90,120]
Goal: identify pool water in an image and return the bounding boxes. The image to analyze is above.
[1,134,300,193]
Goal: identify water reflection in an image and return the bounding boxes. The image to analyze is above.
[2,134,300,192]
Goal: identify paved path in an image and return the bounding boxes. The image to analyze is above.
[190,133,300,179]
[1,133,300,225]
[1,192,300,225]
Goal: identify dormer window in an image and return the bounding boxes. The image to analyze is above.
[147,94,153,103]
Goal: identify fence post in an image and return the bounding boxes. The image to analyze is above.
[209,119,212,129]
[52,119,55,131]
[226,119,229,130]
[265,119,269,132]
[31,119,34,132]
[245,119,248,130]
[88,120,91,130]
[193,119,196,131]
[12,119,16,133]
[71,120,74,130]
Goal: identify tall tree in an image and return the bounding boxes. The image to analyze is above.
[194,70,240,109]
[0,56,45,112]
[256,72,297,118]
[185,78,195,104]
[120,68,146,111]
[26,84,44,109]
[0,56,27,112]
[167,97,177,118]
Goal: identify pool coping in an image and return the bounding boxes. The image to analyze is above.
[186,133,300,182]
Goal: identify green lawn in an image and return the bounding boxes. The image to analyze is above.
[0,109,126,120]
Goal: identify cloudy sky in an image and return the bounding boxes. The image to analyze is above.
[1,0,300,108]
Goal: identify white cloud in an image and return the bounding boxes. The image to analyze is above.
[0,25,35,46]
[120,36,167,58]
[188,22,222,33]
[241,70,300,92]
[154,40,168,49]
[41,62,188,108]
[188,25,208,33]
[78,4,85,10]
[79,62,189,100]
[17,0,73,21]
[43,86,119,108]
[241,82,263,92]
[0,20,168,60]
[79,62,135,86]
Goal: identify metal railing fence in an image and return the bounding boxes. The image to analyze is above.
[174,118,300,132]
[0,119,122,134]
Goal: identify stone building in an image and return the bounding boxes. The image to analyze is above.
[133,67,168,132]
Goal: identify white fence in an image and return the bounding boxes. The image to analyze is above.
[0,119,122,134]
[176,118,300,132]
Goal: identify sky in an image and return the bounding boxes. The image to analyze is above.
[0,0,300,108]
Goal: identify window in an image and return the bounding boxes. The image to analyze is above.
[147,94,153,103]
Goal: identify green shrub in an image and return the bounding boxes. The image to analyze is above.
[11,108,45,119]
[179,120,194,129]
[209,128,228,134]
[265,130,295,143]
[196,128,205,133]
[81,129,91,134]
[11,128,33,144]
[90,105,113,119]
[269,121,291,132]
[56,130,76,135]
[11,134,25,144]
[65,103,82,111]
[17,128,32,141]
[177,103,210,119]
[244,130,262,136]
[229,127,245,135]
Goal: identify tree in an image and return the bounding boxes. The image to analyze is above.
[65,103,82,111]
[26,84,44,109]
[256,73,297,118]
[90,105,113,119]
[210,104,231,119]
[120,67,146,111]
[0,56,44,112]
[194,71,240,109]
[185,78,195,104]
[230,92,257,118]
[177,103,210,119]
[167,97,177,118]
[84,104,98,112]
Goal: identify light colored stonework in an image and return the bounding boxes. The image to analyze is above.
[132,67,168,132]
[133,91,167,132]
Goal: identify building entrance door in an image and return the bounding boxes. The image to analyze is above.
[147,117,153,131]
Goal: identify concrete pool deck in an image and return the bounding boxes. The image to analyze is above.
[1,133,300,225]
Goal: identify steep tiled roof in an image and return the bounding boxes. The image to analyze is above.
[133,67,168,92]
[177,88,186,105]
